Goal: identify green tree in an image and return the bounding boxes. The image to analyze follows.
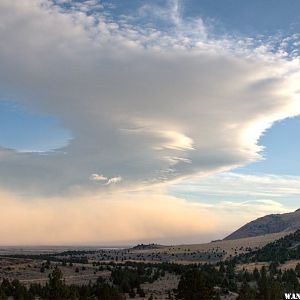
[46,267,68,300]
[237,283,256,300]
[176,269,216,300]
[0,288,7,300]
[258,266,270,300]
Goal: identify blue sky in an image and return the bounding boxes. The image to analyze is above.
[0,0,300,244]
[102,0,300,37]
[185,0,300,35]
[238,117,300,176]
[0,100,71,152]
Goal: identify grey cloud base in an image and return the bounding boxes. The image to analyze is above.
[0,0,299,197]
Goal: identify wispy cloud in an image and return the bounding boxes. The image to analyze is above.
[89,173,107,181]
[171,172,300,198]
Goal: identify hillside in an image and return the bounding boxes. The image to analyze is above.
[234,229,300,264]
[224,208,300,240]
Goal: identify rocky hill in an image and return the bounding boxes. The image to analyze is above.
[224,208,300,240]
[131,243,164,250]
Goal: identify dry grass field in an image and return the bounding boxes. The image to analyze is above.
[132,231,291,262]
[0,257,179,299]
[0,231,297,299]
[0,257,110,286]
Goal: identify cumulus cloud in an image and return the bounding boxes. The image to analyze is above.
[0,0,299,198]
[90,173,122,185]
[106,176,122,185]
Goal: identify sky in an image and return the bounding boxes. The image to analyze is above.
[0,0,300,245]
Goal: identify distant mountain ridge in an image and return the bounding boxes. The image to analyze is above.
[224,208,300,240]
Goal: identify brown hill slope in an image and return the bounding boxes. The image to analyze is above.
[224,208,300,240]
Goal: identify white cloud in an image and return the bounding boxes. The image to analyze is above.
[171,172,300,198]
[106,176,122,185]
[138,0,207,41]
[89,173,107,181]
[214,199,290,215]
[0,0,299,197]
[90,174,122,185]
